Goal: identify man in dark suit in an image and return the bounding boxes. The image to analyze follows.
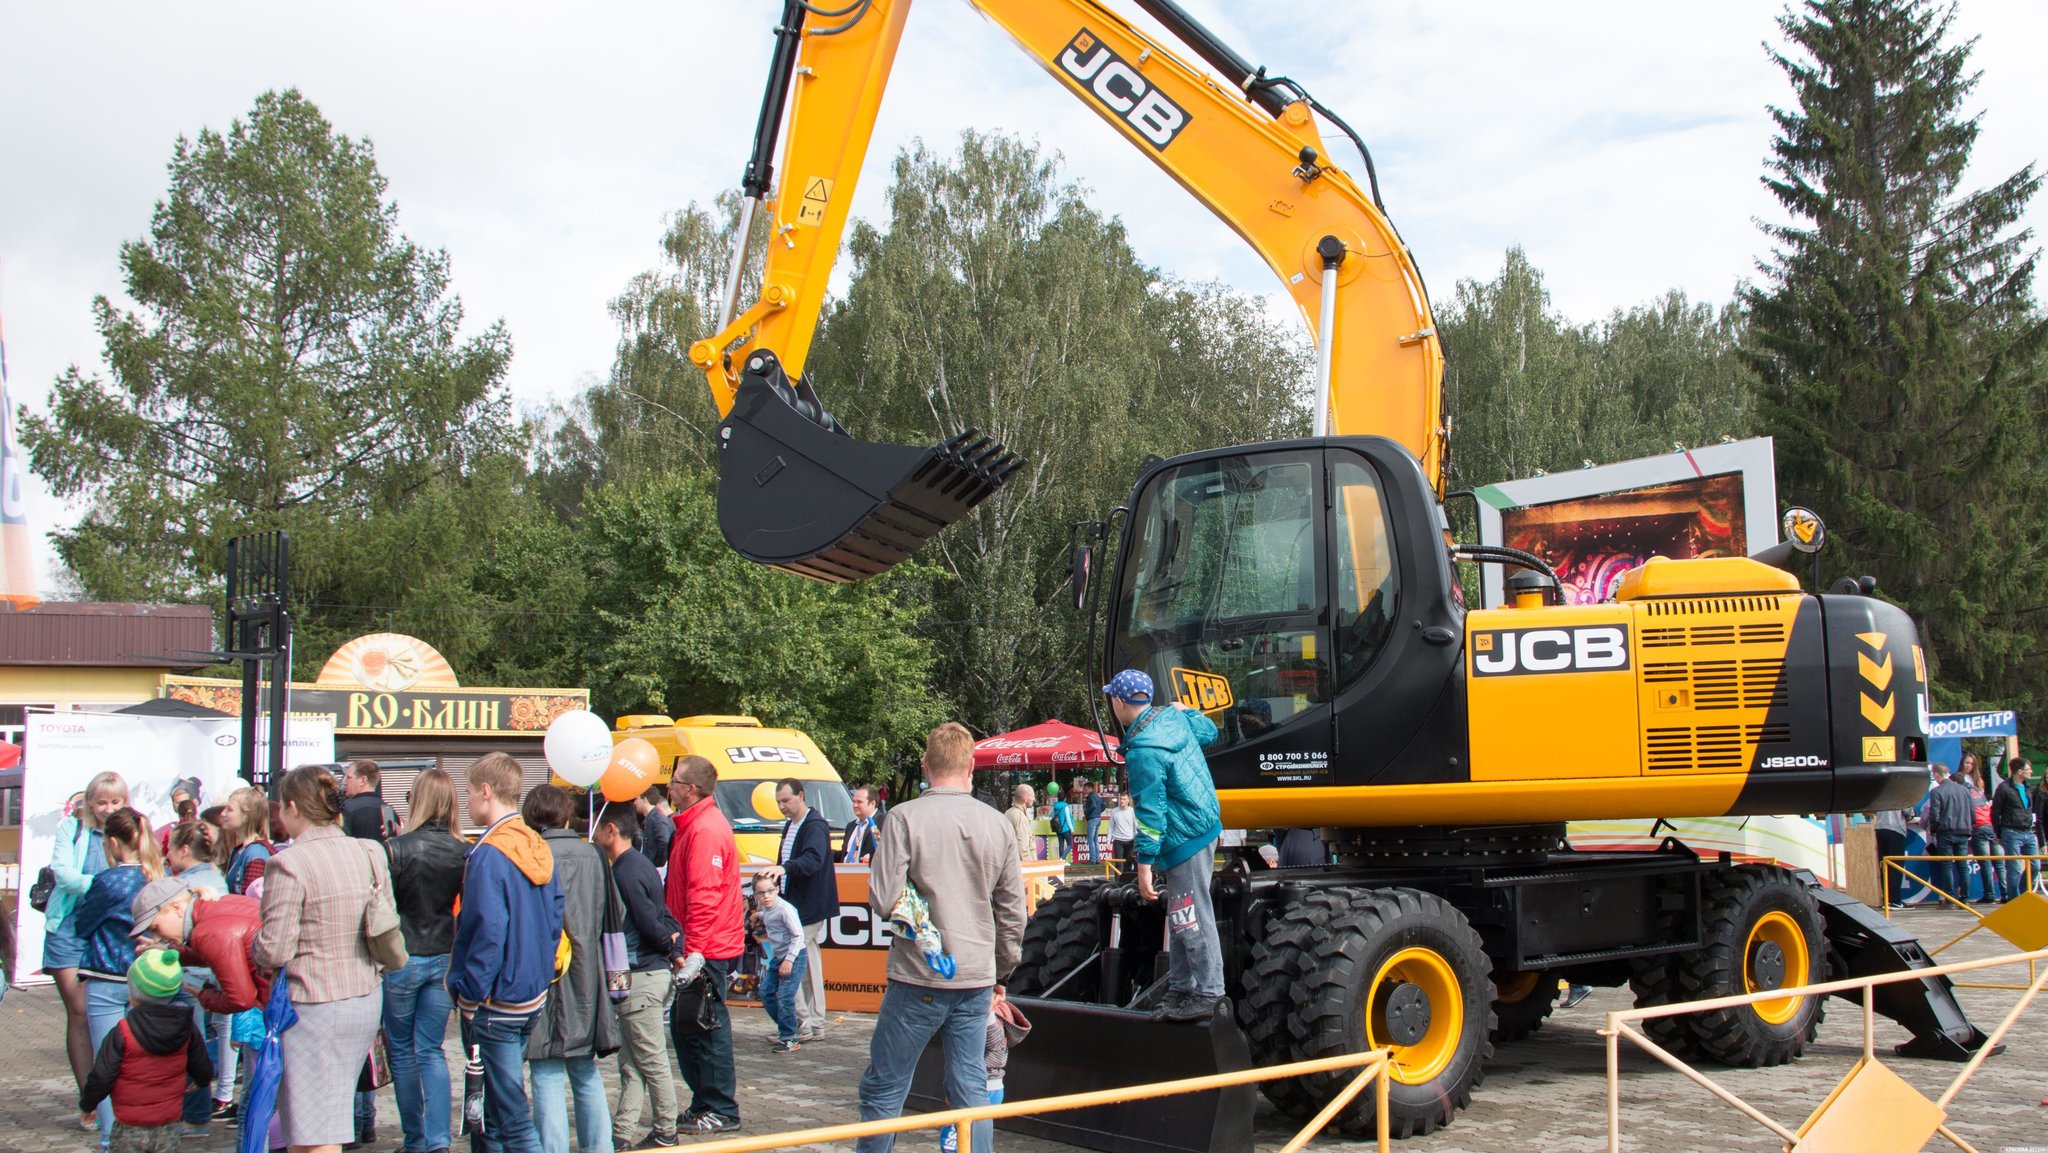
[843,786,881,865]
[762,779,835,1042]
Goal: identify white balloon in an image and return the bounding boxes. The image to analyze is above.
[544,710,615,787]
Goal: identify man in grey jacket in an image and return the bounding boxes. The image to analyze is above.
[1921,763,1976,903]
[856,722,1026,1153]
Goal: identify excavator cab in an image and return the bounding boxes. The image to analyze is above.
[714,350,1020,583]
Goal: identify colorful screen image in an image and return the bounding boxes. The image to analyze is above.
[1499,473,1748,604]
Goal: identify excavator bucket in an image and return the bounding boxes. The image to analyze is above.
[715,355,1021,583]
[1807,881,1996,1061]
[907,996,1256,1153]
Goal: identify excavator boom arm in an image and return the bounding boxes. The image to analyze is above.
[692,0,1447,492]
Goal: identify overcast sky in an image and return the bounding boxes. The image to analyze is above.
[3,1,2043,589]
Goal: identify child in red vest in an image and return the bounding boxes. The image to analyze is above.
[80,949,214,1152]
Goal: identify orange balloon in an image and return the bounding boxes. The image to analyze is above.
[601,737,661,803]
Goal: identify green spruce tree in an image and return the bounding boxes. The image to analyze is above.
[1743,0,2047,711]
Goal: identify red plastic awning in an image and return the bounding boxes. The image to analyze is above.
[973,720,1120,769]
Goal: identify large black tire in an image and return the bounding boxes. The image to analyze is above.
[1676,865,1826,1066]
[1008,880,1102,1000]
[1288,888,1495,1139]
[1627,954,1702,1058]
[1239,888,1363,1117]
[1489,970,1560,1044]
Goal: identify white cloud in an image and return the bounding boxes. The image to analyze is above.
[2,0,2042,588]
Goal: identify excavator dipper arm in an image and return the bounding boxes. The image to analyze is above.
[695,0,1446,582]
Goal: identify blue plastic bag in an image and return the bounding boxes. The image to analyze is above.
[887,880,956,979]
[239,968,297,1153]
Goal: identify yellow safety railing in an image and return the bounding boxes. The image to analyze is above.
[1603,945,2048,1153]
[1880,854,2048,989]
[626,1047,1393,1153]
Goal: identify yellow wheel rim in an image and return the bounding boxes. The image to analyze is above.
[1744,911,1809,1025]
[1365,947,1465,1084]
[1495,970,1542,1005]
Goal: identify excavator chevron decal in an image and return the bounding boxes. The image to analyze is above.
[1856,631,1888,650]
[1858,651,1894,690]
[1862,692,1896,729]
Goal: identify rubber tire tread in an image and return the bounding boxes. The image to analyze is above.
[1489,971,1560,1044]
[1239,887,1364,1117]
[1288,887,1496,1139]
[1674,864,1826,1067]
[1007,880,1102,999]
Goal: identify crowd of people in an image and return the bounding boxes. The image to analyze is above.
[34,666,1245,1153]
[1902,753,2046,906]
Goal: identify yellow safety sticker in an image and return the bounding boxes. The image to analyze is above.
[797,177,833,227]
[1862,736,1897,763]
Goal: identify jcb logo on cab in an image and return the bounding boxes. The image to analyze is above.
[1471,625,1631,677]
[1171,668,1235,712]
[726,746,809,765]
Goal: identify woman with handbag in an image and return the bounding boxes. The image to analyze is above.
[521,785,620,1153]
[43,773,128,1121]
[384,769,467,1153]
[252,765,405,1153]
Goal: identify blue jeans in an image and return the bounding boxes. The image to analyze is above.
[1969,827,2005,900]
[855,983,993,1153]
[670,958,738,1123]
[385,954,454,1152]
[2000,829,2040,900]
[86,978,128,1150]
[939,1087,1001,1153]
[760,951,807,1043]
[470,1007,542,1153]
[1932,834,1973,903]
[529,1056,612,1153]
[1055,832,1072,860]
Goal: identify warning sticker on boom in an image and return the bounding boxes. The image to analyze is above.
[797,177,833,227]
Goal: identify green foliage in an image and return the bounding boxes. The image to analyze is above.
[21,88,523,675]
[1743,0,2048,713]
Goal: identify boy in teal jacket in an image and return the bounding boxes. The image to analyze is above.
[1105,669,1225,1022]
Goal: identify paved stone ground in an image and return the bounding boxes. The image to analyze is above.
[1,906,2041,1153]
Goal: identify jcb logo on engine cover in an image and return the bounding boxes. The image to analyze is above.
[1471,625,1630,677]
[1170,668,1234,712]
[1058,30,1190,150]
[727,746,808,765]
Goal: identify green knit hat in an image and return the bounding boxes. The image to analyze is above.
[129,948,182,1001]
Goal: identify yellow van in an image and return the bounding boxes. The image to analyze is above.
[565,714,854,864]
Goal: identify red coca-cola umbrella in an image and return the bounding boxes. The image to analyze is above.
[973,720,1120,769]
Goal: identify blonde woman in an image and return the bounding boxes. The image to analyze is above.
[383,769,467,1153]
[217,787,274,896]
[253,765,399,1153]
[45,770,128,1120]
[74,807,163,1151]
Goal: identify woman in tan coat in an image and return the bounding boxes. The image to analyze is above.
[252,766,400,1153]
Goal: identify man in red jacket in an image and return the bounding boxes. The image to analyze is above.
[131,877,273,1014]
[664,756,745,1135]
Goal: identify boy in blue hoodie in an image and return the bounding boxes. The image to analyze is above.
[450,752,561,1153]
[1105,669,1224,1023]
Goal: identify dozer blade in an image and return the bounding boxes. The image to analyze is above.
[716,359,1021,583]
[1807,881,1997,1061]
[907,996,1256,1153]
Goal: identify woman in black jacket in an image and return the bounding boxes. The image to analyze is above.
[383,769,467,1153]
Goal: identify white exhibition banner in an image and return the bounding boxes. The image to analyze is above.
[14,711,335,981]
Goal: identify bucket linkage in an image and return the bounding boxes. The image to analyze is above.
[716,351,1022,582]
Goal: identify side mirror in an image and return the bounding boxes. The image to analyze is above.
[1068,544,1094,612]
[1751,507,1828,573]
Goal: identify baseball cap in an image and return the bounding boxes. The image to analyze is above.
[1102,669,1154,703]
[129,876,192,938]
[129,949,183,1001]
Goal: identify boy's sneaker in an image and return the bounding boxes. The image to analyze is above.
[212,1099,239,1125]
[771,1039,802,1052]
[690,1113,743,1134]
[637,1129,681,1148]
[1560,985,1594,1010]
[180,1122,211,1138]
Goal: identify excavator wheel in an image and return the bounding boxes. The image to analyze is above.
[1626,954,1704,1059]
[1239,887,1366,1117]
[1489,969,1561,1044]
[1672,865,1826,1066]
[1288,888,1495,1139]
[1008,880,1102,1000]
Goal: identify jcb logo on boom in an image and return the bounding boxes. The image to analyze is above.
[1057,30,1191,150]
[726,746,809,765]
[1471,625,1630,677]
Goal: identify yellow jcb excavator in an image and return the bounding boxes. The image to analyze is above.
[693,1,1991,1146]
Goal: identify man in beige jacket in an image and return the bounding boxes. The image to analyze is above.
[1005,784,1036,862]
[857,723,1026,1153]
